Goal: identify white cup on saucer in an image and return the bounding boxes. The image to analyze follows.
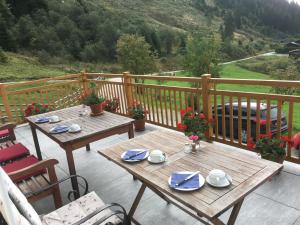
[149,150,165,163]
[208,169,227,186]
[69,124,81,132]
[49,115,60,123]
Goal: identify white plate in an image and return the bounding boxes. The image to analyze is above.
[206,174,232,188]
[148,154,167,164]
[121,149,149,162]
[168,171,205,191]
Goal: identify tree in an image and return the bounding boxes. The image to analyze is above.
[183,34,220,77]
[116,34,157,75]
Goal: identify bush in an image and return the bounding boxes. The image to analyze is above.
[0,48,8,63]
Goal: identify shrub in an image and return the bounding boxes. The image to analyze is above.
[0,48,8,63]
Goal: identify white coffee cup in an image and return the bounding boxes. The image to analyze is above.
[49,115,60,123]
[208,169,227,185]
[69,124,81,132]
[149,150,165,163]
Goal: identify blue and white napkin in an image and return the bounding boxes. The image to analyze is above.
[170,172,200,189]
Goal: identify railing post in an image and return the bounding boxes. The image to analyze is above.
[201,74,213,141]
[123,72,134,113]
[0,83,13,122]
[81,71,89,94]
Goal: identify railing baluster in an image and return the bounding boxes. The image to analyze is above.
[238,96,242,145]
[229,96,234,143]
[222,95,226,140]
[214,93,218,140]
[169,89,174,127]
[159,88,164,125]
[173,90,178,127]
[164,88,168,126]
[247,97,251,143]
[256,99,261,140]
[150,88,155,123]
[266,99,271,135]
[287,102,294,159]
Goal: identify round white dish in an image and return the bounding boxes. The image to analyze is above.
[206,174,232,188]
[68,128,82,133]
[148,154,166,164]
[168,171,205,191]
[121,149,149,162]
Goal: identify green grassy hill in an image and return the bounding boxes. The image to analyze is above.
[0,52,66,82]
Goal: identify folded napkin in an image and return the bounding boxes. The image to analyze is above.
[50,125,69,134]
[35,117,49,123]
[123,150,147,160]
[170,172,199,189]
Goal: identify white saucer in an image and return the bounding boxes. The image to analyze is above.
[49,120,61,124]
[121,149,150,162]
[68,128,82,133]
[148,155,166,164]
[206,174,232,188]
[168,171,205,192]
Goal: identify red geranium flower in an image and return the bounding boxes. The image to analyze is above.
[180,109,186,116]
[247,138,255,150]
[186,107,193,112]
[259,133,272,138]
[177,123,187,131]
[200,113,206,119]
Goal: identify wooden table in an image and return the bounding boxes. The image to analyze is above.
[98,130,282,225]
[26,105,134,197]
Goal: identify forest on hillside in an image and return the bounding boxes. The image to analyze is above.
[0,0,300,66]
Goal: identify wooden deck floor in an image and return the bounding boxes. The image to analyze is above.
[15,123,300,225]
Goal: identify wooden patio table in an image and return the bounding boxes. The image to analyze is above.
[26,105,134,198]
[98,129,282,225]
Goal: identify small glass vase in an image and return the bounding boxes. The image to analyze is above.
[191,140,200,153]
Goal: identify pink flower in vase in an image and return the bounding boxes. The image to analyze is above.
[189,135,199,142]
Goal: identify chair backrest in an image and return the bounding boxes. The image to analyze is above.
[0,167,41,225]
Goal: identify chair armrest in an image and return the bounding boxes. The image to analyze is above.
[0,123,16,141]
[8,159,59,181]
[29,175,89,201]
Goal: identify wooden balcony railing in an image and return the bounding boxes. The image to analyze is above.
[1,72,300,163]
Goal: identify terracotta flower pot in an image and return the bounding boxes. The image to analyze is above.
[134,118,145,131]
[90,103,103,115]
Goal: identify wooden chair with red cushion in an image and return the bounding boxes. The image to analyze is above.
[0,123,30,166]
[0,123,63,209]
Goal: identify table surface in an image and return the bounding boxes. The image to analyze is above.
[26,105,134,145]
[98,129,283,219]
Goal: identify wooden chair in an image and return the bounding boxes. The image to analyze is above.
[0,123,30,165]
[0,123,63,208]
[0,167,131,225]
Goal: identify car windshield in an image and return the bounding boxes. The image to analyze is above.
[261,108,278,119]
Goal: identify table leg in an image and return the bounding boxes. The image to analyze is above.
[128,123,134,139]
[86,144,90,151]
[227,198,244,225]
[128,183,146,218]
[211,198,244,225]
[65,149,80,199]
[30,125,42,160]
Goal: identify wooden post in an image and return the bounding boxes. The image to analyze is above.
[81,71,88,94]
[201,74,213,141]
[0,83,13,122]
[123,72,134,114]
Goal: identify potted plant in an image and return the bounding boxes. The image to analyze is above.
[128,101,148,131]
[104,97,120,113]
[247,133,292,163]
[176,107,212,152]
[25,103,50,117]
[82,92,106,115]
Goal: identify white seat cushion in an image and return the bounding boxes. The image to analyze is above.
[42,191,120,225]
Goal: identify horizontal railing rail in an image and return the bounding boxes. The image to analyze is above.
[1,72,300,164]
